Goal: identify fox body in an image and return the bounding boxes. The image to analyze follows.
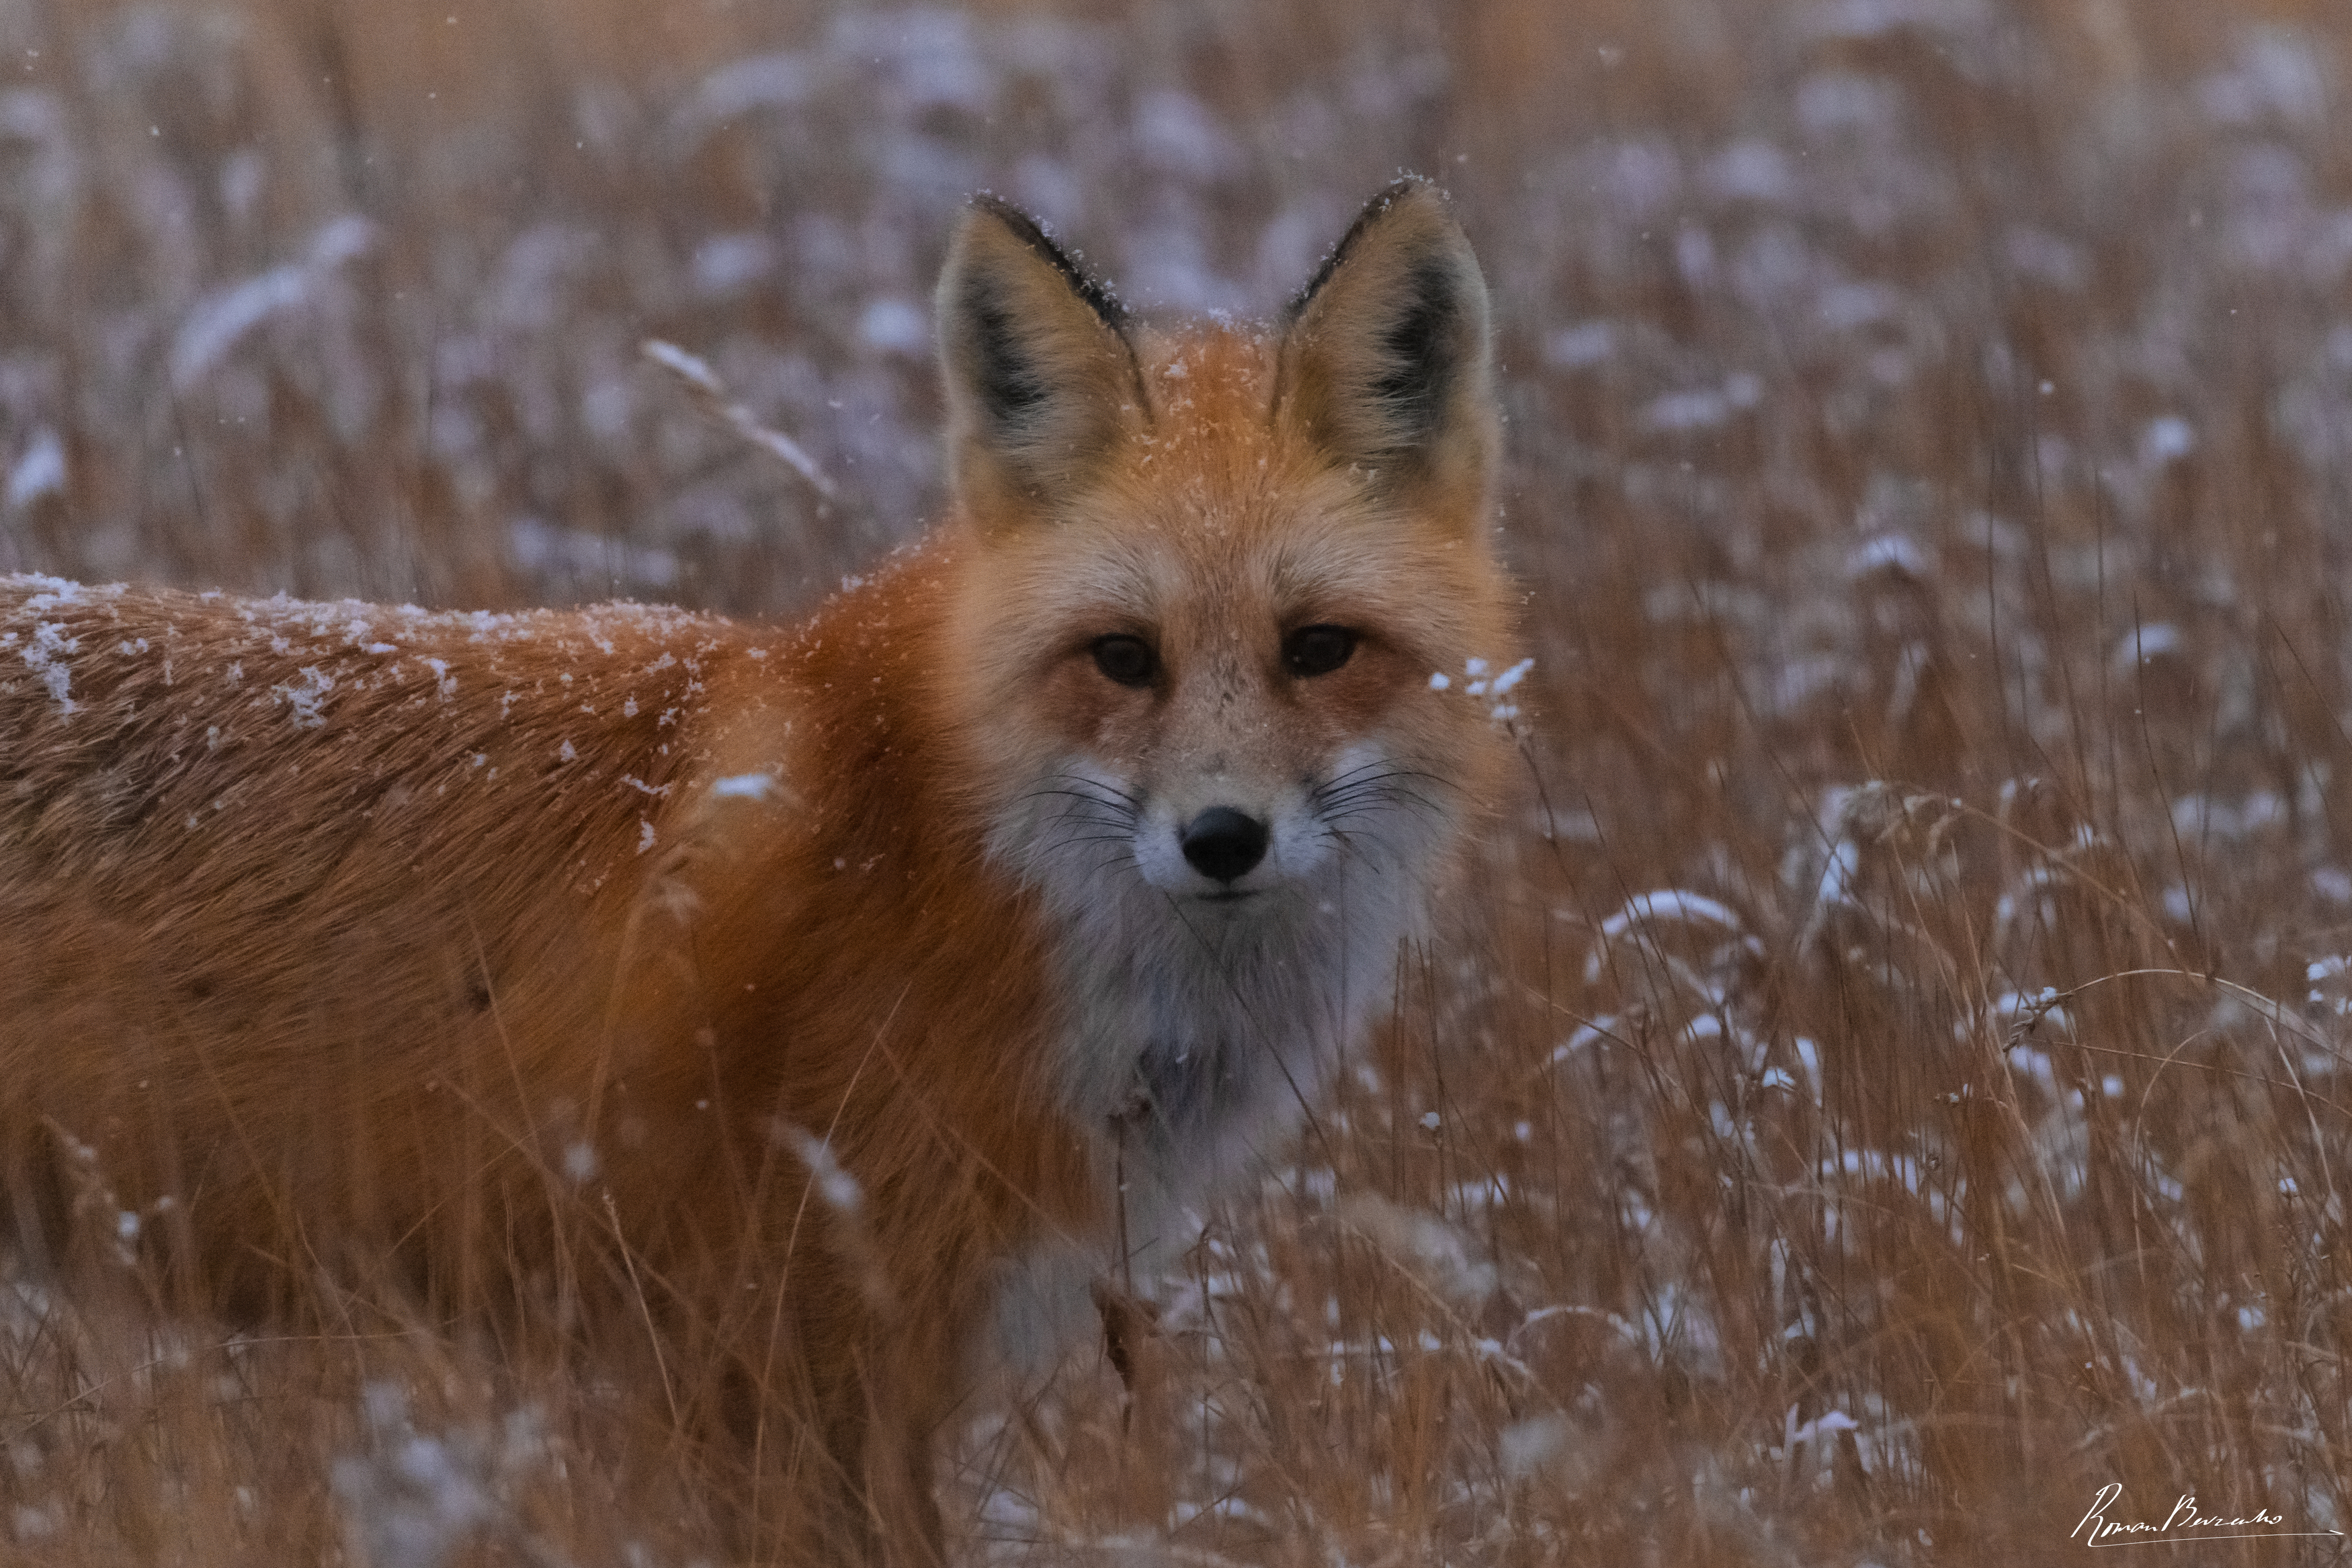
[0,181,1511,1561]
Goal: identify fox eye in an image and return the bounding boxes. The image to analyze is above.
[1091,634,1159,688]
[1283,625,1357,677]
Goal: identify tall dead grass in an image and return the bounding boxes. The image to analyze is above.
[4,0,2351,1562]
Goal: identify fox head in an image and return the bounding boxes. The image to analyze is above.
[934,180,1513,1141]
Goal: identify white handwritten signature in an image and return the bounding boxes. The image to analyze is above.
[2074,1482,2341,1547]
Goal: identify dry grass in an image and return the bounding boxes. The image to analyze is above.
[5,0,2352,1561]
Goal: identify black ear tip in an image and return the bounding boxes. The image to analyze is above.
[1359,175,1454,230]
[1376,173,1443,208]
[1286,176,1470,322]
[954,192,1129,335]
[958,193,1060,271]
[966,191,1040,240]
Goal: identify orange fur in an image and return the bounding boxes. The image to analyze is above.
[0,179,1513,1563]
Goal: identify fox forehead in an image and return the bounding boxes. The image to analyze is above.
[1128,326,1278,469]
[977,326,1460,650]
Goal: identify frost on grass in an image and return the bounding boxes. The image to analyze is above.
[331,1383,560,1568]
[332,1385,496,1568]
[7,0,2352,1559]
[169,216,377,391]
[3,427,65,513]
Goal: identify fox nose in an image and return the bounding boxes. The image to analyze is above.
[1180,806,1269,884]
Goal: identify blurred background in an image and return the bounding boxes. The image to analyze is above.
[6,1,2352,1563]
[1,0,2339,619]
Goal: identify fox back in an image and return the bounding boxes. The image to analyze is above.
[0,179,1513,1564]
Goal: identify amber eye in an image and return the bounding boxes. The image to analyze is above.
[1283,624,1357,677]
[1091,634,1159,688]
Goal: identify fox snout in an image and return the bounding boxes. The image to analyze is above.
[1127,781,1335,900]
[1179,805,1270,885]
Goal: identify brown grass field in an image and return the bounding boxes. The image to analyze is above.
[5,0,2352,1561]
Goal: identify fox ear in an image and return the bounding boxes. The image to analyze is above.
[937,196,1145,526]
[1275,179,1498,521]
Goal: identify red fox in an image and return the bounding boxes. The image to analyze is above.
[0,178,1512,1562]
